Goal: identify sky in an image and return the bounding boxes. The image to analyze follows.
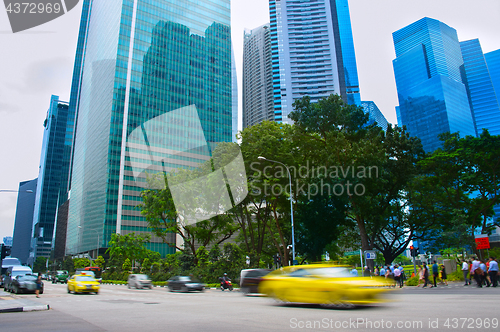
[1,0,500,242]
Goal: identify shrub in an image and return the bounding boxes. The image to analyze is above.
[405,276,418,286]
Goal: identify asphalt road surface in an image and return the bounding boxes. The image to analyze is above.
[1,282,499,332]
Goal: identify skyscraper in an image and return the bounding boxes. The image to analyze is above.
[11,179,37,265]
[361,101,389,131]
[460,39,500,136]
[485,50,500,96]
[243,24,273,129]
[269,0,361,124]
[393,17,476,152]
[31,95,74,259]
[66,0,232,257]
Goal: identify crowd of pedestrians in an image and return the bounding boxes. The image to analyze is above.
[349,256,499,289]
[462,256,498,288]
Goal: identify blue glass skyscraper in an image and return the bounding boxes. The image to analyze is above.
[31,95,74,259]
[460,39,500,136]
[66,0,232,257]
[485,50,500,97]
[393,17,476,152]
[269,0,361,124]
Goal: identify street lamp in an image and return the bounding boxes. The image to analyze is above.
[258,156,295,264]
[78,226,100,260]
[0,189,34,193]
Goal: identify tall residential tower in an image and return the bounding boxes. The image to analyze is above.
[269,0,361,124]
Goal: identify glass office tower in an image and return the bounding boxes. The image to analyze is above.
[269,0,361,124]
[243,24,274,129]
[485,50,500,96]
[393,17,476,152]
[460,39,500,136]
[66,0,232,257]
[31,95,74,259]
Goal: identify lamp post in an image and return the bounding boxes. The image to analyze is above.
[258,156,295,264]
[78,226,99,260]
[0,189,34,193]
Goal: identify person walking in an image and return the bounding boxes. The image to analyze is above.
[431,260,439,288]
[488,257,498,288]
[393,265,402,288]
[479,260,490,287]
[461,259,470,286]
[417,265,424,287]
[440,265,448,286]
[422,263,430,288]
[35,273,42,298]
[471,257,482,288]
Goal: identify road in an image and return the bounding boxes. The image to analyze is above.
[1,282,499,332]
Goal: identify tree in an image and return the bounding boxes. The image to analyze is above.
[122,258,132,272]
[33,257,48,273]
[95,256,105,270]
[106,232,151,268]
[74,258,91,269]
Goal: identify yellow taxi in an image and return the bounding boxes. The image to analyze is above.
[258,264,391,307]
[67,273,100,294]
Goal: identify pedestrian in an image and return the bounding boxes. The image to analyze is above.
[471,257,482,288]
[350,266,358,277]
[479,260,490,287]
[461,259,470,286]
[440,265,448,286]
[35,273,42,298]
[380,266,386,278]
[363,266,370,277]
[394,265,402,288]
[422,262,430,288]
[417,265,424,287]
[374,266,380,276]
[431,260,439,288]
[487,257,498,288]
[399,266,405,288]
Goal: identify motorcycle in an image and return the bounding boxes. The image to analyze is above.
[219,278,233,291]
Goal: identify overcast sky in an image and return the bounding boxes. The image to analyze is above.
[1,0,499,241]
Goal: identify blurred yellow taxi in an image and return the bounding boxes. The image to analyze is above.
[67,273,100,294]
[259,264,391,307]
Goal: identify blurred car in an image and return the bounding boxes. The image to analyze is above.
[4,265,33,292]
[240,269,271,294]
[67,274,100,294]
[52,270,69,284]
[167,276,205,292]
[9,274,43,294]
[258,264,391,307]
[128,274,152,289]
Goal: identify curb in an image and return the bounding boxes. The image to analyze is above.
[0,304,50,313]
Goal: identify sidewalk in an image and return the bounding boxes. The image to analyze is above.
[0,290,50,313]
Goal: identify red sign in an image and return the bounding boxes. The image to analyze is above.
[475,237,490,250]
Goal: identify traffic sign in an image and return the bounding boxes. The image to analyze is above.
[364,250,376,260]
[344,251,359,257]
[475,235,490,250]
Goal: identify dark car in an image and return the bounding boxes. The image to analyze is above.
[9,275,43,294]
[240,269,271,294]
[167,276,205,292]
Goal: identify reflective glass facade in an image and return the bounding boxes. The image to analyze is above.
[460,39,500,136]
[485,49,500,97]
[67,0,231,256]
[269,0,361,124]
[11,179,37,265]
[32,95,73,259]
[361,101,389,131]
[243,24,273,129]
[393,17,476,152]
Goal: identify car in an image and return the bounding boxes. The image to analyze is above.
[128,274,153,289]
[67,274,100,294]
[4,265,33,292]
[258,264,392,307]
[167,276,205,292]
[9,274,43,294]
[240,269,271,294]
[52,270,69,284]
